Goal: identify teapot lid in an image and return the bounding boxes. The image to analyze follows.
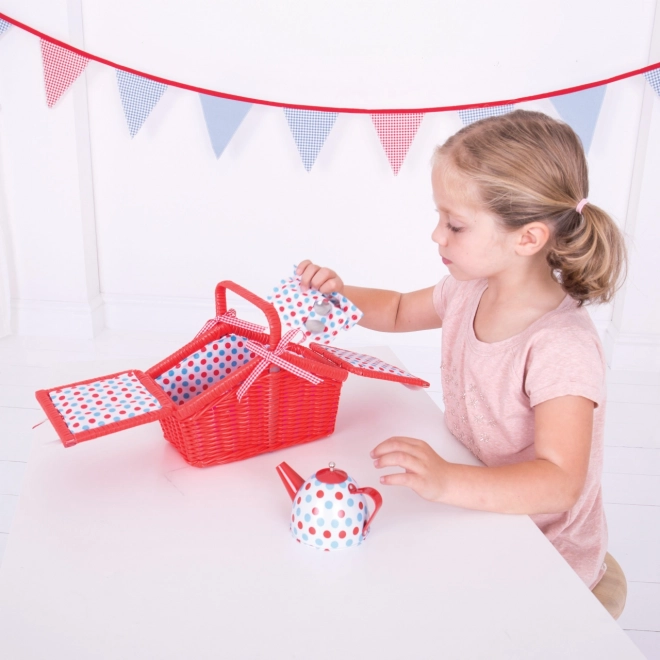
[315,461,348,484]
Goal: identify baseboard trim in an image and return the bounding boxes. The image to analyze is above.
[8,296,660,370]
[605,322,660,371]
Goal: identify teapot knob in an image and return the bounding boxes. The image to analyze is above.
[329,461,335,471]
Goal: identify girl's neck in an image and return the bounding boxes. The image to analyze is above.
[473,261,568,344]
[484,260,565,310]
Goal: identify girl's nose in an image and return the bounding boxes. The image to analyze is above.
[432,221,448,246]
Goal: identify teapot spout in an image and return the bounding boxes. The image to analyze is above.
[276,462,305,501]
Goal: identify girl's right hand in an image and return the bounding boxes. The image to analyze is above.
[296,260,345,294]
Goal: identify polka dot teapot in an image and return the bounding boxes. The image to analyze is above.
[276,461,383,550]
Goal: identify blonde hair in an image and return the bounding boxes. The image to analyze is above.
[434,110,627,305]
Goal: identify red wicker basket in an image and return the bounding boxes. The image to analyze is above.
[35,281,429,467]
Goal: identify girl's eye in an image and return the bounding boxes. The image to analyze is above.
[446,221,463,233]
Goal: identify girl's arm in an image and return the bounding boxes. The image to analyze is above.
[296,260,442,332]
[372,394,594,514]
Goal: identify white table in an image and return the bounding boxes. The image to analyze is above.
[0,347,643,659]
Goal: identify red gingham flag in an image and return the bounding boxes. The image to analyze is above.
[371,113,424,175]
[40,40,89,108]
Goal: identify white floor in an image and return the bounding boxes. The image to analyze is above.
[0,331,658,659]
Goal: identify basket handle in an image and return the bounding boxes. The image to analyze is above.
[215,280,281,346]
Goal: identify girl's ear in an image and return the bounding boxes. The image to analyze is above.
[515,222,551,256]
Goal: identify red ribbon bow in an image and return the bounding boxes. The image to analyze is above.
[236,328,322,401]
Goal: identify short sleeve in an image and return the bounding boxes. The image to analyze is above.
[433,275,457,321]
[524,326,606,408]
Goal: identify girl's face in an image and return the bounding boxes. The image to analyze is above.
[431,162,519,281]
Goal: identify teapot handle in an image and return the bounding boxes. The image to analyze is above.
[348,483,383,537]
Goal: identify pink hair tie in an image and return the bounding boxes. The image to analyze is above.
[576,198,588,214]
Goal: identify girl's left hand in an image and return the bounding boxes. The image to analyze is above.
[371,436,452,502]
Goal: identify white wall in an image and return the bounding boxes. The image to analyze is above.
[0,0,658,368]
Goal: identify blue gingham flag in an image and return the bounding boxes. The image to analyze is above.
[551,86,606,153]
[283,109,338,171]
[199,95,252,158]
[458,104,515,126]
[116,70,167,138]
[645,67,660,97]
[0,19,11,36]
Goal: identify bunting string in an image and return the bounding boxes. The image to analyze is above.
[1,11,659,114]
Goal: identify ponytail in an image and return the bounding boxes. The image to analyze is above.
[547,203,627,306]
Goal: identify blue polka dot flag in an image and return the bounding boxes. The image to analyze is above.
[116,70,167,138]
[283,109,338,171]
[551,86,606,154]
[645,67,660,97]
[458,104,515,126]
[199,95,252,158]
[0,19,10,36]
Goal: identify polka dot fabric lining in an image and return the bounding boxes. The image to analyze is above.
[49,372,162,435]
[154,334,255,405]
[315,345,422,380]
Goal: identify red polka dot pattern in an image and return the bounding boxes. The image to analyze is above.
[288,473,372,551]
[317,346,419,380]
[49,372,161,435]
[267,273,363,345]
[155,334,254,406]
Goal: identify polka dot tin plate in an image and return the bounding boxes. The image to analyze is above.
[276,461,383,550]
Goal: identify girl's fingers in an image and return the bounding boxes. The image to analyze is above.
[379,471,420,489]
[371,436,428,460]
[310,267,338,292]
[295,260,311,276]
[373,450,425,474]
[299,263,320,290]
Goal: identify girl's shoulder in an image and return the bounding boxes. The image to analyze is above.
[522,297,607,405]
[433,276,486,319]
[529,295,602,344]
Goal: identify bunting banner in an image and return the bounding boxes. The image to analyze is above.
[1,12,660,171]
[40,40,89,108]
[459,104,515,126]
[199,95,252,158]
[371,113,424,175]
[116,70,167,138]
[645,68,660,97]
[283,109,338,171]
[551,86,607,154]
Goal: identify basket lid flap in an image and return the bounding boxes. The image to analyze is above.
[35,370,175,447]
[309,344,429,388]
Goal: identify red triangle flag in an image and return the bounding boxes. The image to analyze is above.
[40,40,89,108]
[371,113,424,175]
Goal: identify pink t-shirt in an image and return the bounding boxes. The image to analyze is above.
[433,276,607,588]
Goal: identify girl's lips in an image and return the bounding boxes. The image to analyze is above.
[442,257,452,265]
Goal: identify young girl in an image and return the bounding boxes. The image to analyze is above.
[296,109,626,590]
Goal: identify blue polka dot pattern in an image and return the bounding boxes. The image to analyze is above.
[266,269,362,345]
[458,105,515,126]
[0,19,11,36]
[155,334,254,405]
[49,372,162,434]
[289,473,372,551]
